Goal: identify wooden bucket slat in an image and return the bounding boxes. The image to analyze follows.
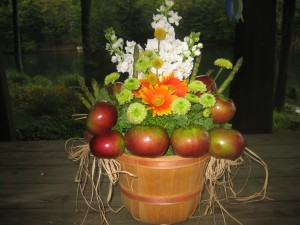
[117,153,210,224]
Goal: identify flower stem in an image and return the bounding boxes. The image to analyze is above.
[157,40,161,76]
[133,44,139,78]
[207,67,223,90]
[189,55,201,83]
[217,57,243,94]
[158,40,161,53]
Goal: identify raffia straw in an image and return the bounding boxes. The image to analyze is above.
[201,147,269,224]
[72,113,88,120]
[233,147,269,202]
[65,138,136,225]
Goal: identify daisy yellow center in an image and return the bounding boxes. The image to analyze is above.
[154,28,167,40]
[168,86,175,92]
[152,58,164,69]
[152,97,164,106]
[146,73,159,85]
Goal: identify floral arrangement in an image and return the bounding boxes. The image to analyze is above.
[67,1,268,224]
[76,0,244,158]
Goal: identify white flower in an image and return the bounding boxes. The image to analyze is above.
[105,0,203,80]
[151,14,176,39]
[111,56,117,63]
[165,0,174,7]
[197,43,203,49]
[193,49,201,56]
[111,55,122,63]
[116,61,129,74]
[114,52,134,75]
[184,36,190,43]
[112,38,123,49]
[190,43,203,57]
[160,40,174,53]
[158,5,166,13]
[175,71,184,80]
[153,14,165,23]
[111,34,117,42]
[145,39,158,52]
[125,41,137,54]
[168,10,182,26]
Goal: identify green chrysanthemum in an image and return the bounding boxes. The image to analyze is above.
[214,58,233,69]
[202,108,212,118]
[123,78,140,90]
[171,97,191,115]
[126,102,147,124]
[199,93,216,108]
[117,89,133,105]
[135,56,152,73]
[104,72,120,85]
[185,93,200,103]
[141,50,154,58]
[188,80,207,93]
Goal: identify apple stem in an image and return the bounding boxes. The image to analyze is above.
[217,57,243,94]
[189,55,202,83]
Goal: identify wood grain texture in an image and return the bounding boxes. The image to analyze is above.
[0,134,300,225]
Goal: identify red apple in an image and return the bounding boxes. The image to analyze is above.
[124,125,169,157]
[86,101,117,135]
[210,95,236,124]
[170,126,209,157]
[208,128,244,160]
[196,75,217,95]
[89,130,124,158]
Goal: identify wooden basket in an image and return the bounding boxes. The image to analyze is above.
[117,153,210,225]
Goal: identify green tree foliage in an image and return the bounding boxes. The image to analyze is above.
[19,0,44,51]
[7,71,85,140]
[293,0,300,41]
[178,0,235,43]
[1,0,236,53]
[1,0,299,52]
[40,0,81,45]
[0,2,14,51]
[1,0,81,52]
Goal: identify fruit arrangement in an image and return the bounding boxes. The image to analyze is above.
[75,0,245,161]
[67,2,269,225]
[81,66,244,160]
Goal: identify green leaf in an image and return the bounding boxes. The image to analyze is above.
[74,92,92,110]
[77,76,95,105]
[98,87,113,102]
[91,78,101,101]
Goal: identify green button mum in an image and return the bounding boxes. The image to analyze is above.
[171,97,191,115]
[188,80,207,93]
[126,102,147,124]
[199,93,216,108]
[117,89,133,105]
[214,58,233,69]
[104,72,120,85]
[123,78,140,90]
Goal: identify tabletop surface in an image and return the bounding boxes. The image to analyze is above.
[0,133,299,225]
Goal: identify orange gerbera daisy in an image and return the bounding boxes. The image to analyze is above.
[134,79,151,98]
[139,84,177,116]
[159,73,188,97]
